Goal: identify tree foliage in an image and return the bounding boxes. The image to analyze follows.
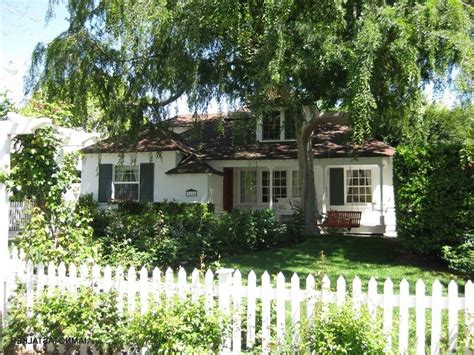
[394,105,473,275]
[0,91,15,119]
[30,0,473,139]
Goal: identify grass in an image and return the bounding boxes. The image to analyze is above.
[220,235,467,292]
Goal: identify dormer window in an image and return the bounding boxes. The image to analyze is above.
[262,111,281,140]
[259,110,296,142]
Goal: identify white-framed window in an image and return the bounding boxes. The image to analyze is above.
[273,170,287,201]
[114,165,139,201]
[291,170,300,197]
[240,170,257,203]
[261,170,288,202]
[261,111,281,140]
[346,169,372,203]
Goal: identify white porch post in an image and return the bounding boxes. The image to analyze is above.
[269,168,274,210]
[379,162,385,227]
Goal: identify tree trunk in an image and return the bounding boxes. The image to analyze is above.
[297,106,349,235]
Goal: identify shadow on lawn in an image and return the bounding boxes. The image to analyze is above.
[221,234,465,292]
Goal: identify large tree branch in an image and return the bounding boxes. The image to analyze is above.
[140,88,186,110]
[302,105,350,141]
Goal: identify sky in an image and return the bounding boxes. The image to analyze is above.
[1,0,456,111]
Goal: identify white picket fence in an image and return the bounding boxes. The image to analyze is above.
[2,248,473,354]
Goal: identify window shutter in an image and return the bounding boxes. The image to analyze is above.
[329,168,344,206]
[140,163,154,202]
[98,164,113,202]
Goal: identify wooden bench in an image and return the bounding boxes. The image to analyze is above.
[317,211,362,231]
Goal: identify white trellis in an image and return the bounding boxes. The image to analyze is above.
[3,249,473,355]
[0,113,52,327]
[0,113,99,326]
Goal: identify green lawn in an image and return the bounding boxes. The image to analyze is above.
[220,235,467,292]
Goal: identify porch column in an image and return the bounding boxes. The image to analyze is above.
[268,167,274,210]
[379,162,385,226]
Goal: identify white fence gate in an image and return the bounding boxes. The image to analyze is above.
[2,248,473,354]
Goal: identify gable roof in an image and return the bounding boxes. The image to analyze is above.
[165,156,223,176]
[81,114,395,159]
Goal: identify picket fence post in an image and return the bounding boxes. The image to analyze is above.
[261,272,271,354]
[218,268,233,354]
[247,270,257,349]
[368,277,377,321]
[191,269,200,302]
[291,273,300,348]
[415,279,426,355]
[204,269,214,313]
[431,280,442,355]
[232,269,242,354]
[399,279,409,354]
[276,272,286,349]
[447,280,458,353]
[336,275,346,307]
[383,278,394,352]
[464,280,473,355]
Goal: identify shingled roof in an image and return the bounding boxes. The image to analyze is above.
[81,126,196,155]
[186,119,395,160]
[81,114,395,159]
[165,156,223,176]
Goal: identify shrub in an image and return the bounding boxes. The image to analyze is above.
[394,143,473,255]
[126,296,228,353]
[2,287,127,353]
[442,231,474,278]
[88,201,305,268]
[15,204,99,265]
[3,289,227,354]
[302,303,386,354]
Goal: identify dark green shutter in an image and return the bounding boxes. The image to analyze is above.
[98,164,113,202]
[140,163,154,202]
[329,168,345,206]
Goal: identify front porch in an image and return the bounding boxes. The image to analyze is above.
[209,157,396,236]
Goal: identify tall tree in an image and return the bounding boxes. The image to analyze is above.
[29,0,472,233]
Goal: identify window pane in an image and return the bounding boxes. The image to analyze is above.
[114,184,139,201]
[115,166,139,182]
[240,171,257,203]
[262,111,281,140]
[346,169,372,204]
[292,170,299,197]
[273,170,287,201]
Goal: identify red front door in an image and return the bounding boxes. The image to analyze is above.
[223,168,233,212]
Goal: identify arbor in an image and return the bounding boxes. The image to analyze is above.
[30,0,472,233]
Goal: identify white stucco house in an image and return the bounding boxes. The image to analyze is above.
[80,111,397,236]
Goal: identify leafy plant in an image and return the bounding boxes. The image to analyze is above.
[90,202,304,269]
[2,287,127,354]
[126,296,228,353]
[442,231,474,278]
[15,204,99,265]
[394,143,473,256]
[302,303,386,354]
